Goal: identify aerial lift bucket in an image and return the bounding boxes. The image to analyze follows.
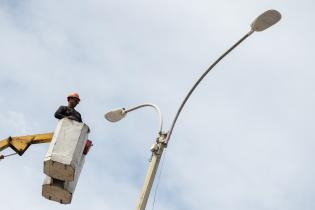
[43,118,89,181]
[42,118,90,204]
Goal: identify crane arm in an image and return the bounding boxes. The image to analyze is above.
[0,133,54,158]
[0,138,10,152]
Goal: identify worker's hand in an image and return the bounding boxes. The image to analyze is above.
[67,116,76,120]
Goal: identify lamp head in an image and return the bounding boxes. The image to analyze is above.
[251,10,281,32]
[105,108,127,122]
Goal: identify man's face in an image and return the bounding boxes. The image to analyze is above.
[68,97,79,108]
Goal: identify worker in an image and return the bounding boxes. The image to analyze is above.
[54,92,82,123]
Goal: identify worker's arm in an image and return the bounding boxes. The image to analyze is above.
[54,106,67,120]
[0,133,54,157]
[73,110,82,123]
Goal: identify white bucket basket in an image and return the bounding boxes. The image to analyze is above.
[42,118,89,204]
[43,118,89,181]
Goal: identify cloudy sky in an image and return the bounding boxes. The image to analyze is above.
[1,0,315,210]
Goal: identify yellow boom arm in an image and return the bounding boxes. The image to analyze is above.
[0,133,53,159]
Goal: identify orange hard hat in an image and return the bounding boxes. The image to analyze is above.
[67,92,80,102]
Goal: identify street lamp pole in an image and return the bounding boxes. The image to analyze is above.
[105,104,167,210]
[105,9,281,210]
[135,132,167,210]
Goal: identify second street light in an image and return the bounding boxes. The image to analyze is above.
[105,9,281,210]
[105,103,167,210]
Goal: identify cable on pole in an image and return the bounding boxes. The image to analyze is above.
[151,149,167,210]
[0,152,18,160]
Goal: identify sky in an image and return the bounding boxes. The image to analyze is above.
[1,0,315,210]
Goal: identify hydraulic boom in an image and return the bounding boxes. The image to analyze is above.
[0,132,53,159]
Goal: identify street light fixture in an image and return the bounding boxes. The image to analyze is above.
[105,9,281,210]
[105,108,126,122]
[251,10,281,32]
[105,103,163,133]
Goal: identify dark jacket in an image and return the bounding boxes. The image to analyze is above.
[54,106,82,123]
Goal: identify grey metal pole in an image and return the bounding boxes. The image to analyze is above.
[135,133,167,210]
[105,104,166,210]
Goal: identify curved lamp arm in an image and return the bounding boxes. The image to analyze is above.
[166,30,253,143]
[166,10,281,144]
[105,103,163,134]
